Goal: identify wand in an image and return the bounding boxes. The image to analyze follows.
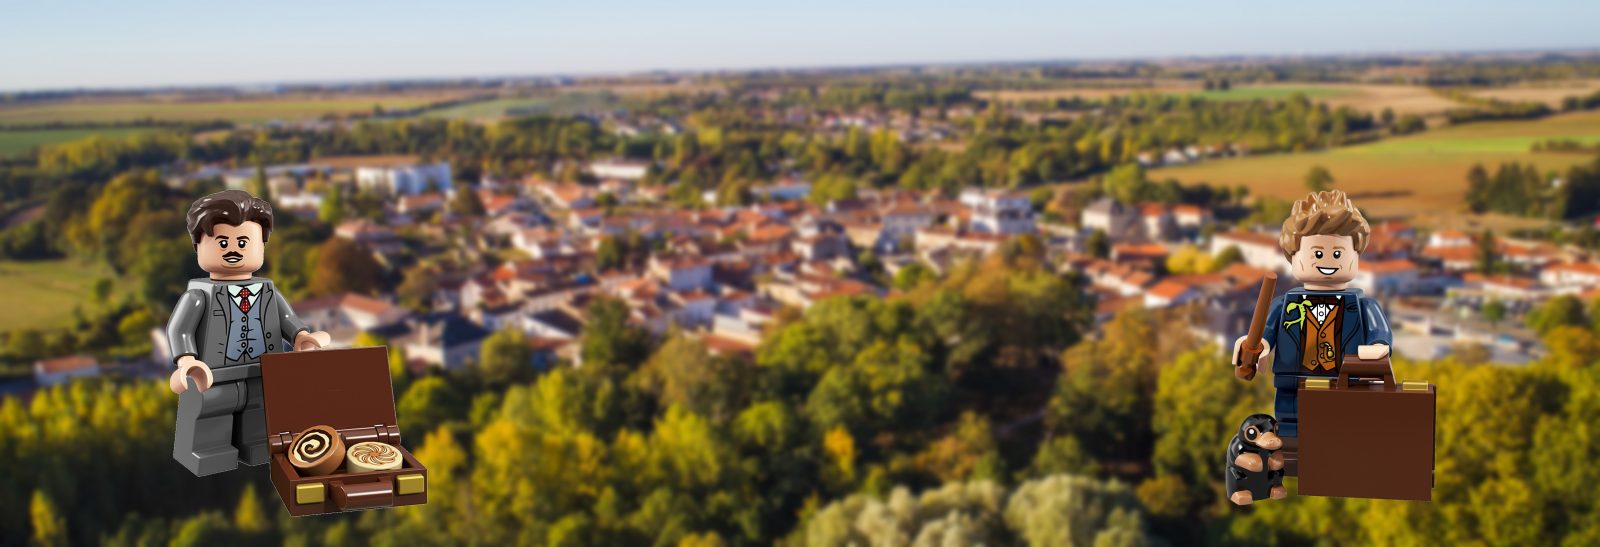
[1235,272,1278,380]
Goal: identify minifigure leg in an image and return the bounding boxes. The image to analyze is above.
[174,379,246,476]
[1274,387,1299,438]
[234,377,269,466]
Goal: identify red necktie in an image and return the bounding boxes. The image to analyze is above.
[238,288,252,313]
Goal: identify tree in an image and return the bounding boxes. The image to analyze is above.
[307,237,383,296]
[580,296,653,374]
[1304,165,1335,192]
[1381,106,1397,126]
[396,264,440,312]
[1085,229,1110,259]
[450,188,486,217]
[319,188,346,225]
[479,327,534,384]
[29,490,67,547]
[1004,475,1152,547]
[1482,299,1507,325]
[1475,230,1499,275]
[597,235,625,271]
[1527,294,1587,335]
[1102,164,1151,205]
[232,483,267,533]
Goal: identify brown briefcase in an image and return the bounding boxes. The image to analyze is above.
[1296,356,1435,501]
[261,346,428,516]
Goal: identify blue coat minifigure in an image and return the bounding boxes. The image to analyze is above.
[1231,190,1393,439]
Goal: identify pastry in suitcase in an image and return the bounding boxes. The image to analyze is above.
[261,346,428,516]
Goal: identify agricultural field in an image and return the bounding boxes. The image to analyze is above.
[0,259,120,331]
[0,92,467,125]
[419,92,625,120]
[0,127,161,157]
[979,82,1466,115]
[1155,110,1600,226]
[1468,80,1600,107]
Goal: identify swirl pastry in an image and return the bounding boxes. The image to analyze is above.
[289,425,344,476]
[346,441,402,473]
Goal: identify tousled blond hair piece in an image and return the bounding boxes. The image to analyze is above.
[1279,190,1369,260]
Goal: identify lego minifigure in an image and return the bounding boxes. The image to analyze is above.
[1226,413,1286,505]
[1231,190,1392,438]
[166,190,332,477]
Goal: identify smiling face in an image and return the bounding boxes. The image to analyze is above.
[195,221,265,280]
[1290,234,1358,289]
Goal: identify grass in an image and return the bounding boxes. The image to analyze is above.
[0,259,120,331]
[1155,110,1600,227]
[0,94,458,125]
[0,127,162,157]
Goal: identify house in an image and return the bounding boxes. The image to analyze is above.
[1353,259,1421,297]
[1540,262,1600,291]
[33,355,100,386]
[294,293,411,344]
[649,255,713,292]
[1427,230,1473,248]
[1140,204,1175,242]
[1144,278,1202,308]
[1211,231,1284,272]
[756,180,812,201]
[1464,273,1544,302]
[355,161,452,195]
[1172,204,1213,230]
[588,159,651,180]
[1111,242,1168,266]
[334,220,406,255]
[401,313,491,369]
[961,188,1035,235]
[541,183,597,210]
[1081,198,1137,238]
[397,193,446,216]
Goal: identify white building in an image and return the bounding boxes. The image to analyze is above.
[1540,262,1600,292]
[1211,231,1285,272]
[356,161,452,195]
[588,159,651,181]
[961,189,1035,235]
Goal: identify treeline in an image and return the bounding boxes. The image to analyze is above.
[10,278,1600,545]
[1442,98,1554,125]
[1464,151,1600,219]
[1531,138,1600,154]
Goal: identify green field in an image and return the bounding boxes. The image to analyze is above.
[0,95,453,125]
[0,127,163,157]
[420,92,622,119]
[0,259,120,331]
[1156,110,1600,224]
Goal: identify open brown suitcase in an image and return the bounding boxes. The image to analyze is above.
[1295,356,1434,501]
[260,346,428,516]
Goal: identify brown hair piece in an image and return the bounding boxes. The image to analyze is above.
[186,190,274,246]
[1279,190,1369,260]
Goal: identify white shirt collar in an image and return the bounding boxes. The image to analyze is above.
[226,282,264,297]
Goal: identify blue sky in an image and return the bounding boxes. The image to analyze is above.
[3,0,1598,91]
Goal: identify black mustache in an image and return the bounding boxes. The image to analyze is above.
[223,251,244,259]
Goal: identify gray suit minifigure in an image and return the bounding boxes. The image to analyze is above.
[166,191,330,477]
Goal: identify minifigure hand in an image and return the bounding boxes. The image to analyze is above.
[295,331,332,352]
[1358,344,1390,360]
[170,356,213,394]
[1232,337,1269,380]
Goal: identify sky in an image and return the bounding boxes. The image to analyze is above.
[4,0,1599,91]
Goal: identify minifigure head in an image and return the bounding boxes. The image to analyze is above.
[1237,413,1282,450]
[186,190,273,279]
[1280,190,1368,289]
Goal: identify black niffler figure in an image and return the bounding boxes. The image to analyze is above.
[1226,413,1287,505]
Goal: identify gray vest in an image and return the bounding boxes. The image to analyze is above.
[223,286,268,364]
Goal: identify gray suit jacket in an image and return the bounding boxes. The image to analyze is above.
[166,277,310,383]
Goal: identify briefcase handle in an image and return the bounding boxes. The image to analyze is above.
[1337,356,1394,389]
[332,478,395,510]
